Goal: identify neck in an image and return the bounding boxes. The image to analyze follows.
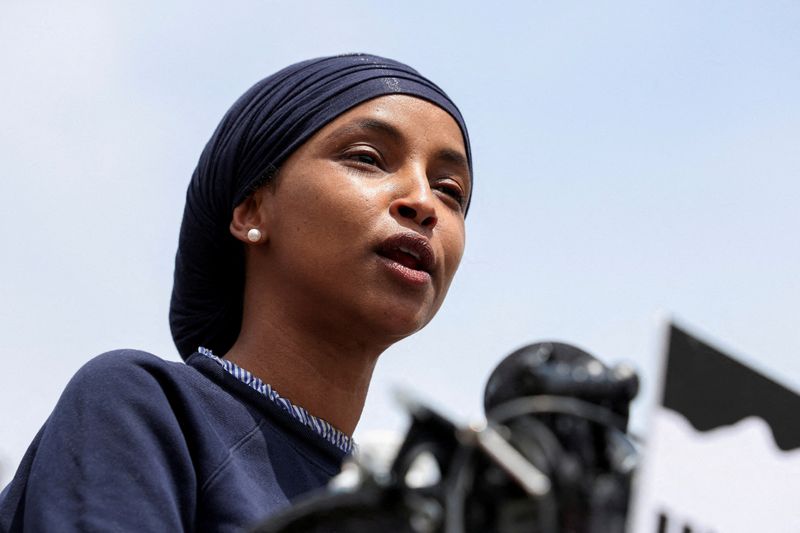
[224,308,384,437]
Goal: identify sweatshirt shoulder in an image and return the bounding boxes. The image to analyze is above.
[66,349,199,400]
[79,349,179,373]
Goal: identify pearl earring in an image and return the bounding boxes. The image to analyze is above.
[246,228,262,242]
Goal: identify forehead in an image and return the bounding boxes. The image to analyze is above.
[341,94,460,126]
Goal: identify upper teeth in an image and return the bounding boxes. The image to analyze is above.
[398,245,420,260]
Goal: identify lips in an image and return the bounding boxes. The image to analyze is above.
[376,233,435,276]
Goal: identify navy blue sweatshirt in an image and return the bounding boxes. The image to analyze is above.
[0,350,346,532]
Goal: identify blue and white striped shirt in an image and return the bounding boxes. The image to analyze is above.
[197,347,354,454]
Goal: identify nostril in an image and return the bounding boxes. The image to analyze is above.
[398,205,417,220]
[393,202,437,229]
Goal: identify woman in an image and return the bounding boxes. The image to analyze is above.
[0,53,472,532]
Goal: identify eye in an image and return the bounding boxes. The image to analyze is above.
[341,145,384,171]
[433,180,466,209]
[352,153,379,166]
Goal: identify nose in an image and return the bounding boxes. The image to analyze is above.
[389,170,438,230]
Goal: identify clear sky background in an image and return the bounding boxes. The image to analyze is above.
[1,1,798,484]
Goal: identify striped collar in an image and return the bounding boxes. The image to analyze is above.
[197,347,354,455]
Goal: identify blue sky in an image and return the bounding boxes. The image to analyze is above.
[1,1,798,482]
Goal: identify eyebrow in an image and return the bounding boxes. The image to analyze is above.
[436,148,470,180]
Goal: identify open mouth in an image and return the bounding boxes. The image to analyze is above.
[380,245,425,270]
[376,233,435,275]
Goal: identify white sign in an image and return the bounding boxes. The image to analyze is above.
[628,325,800,532]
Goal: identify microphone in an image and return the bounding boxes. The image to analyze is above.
[484,341,639,425]
[482,342,639,533]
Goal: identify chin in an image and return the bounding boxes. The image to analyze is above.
[367,303,439,343]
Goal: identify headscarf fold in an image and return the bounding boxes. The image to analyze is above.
[170,53,472,359]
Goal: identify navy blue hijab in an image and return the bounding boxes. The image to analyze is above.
[170,53,472,359]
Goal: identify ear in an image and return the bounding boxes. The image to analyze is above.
[230,188,270,245]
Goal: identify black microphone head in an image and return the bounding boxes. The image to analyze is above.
[483,342,639,421]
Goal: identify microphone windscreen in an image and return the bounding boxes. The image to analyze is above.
[483,342,639,420]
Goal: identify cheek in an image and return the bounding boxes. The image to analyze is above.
[440,222,467,281]
[281,172,385,248]
[322,180,392,243]
[304,162,382,208]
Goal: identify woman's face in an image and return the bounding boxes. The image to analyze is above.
[248,94,470,344]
